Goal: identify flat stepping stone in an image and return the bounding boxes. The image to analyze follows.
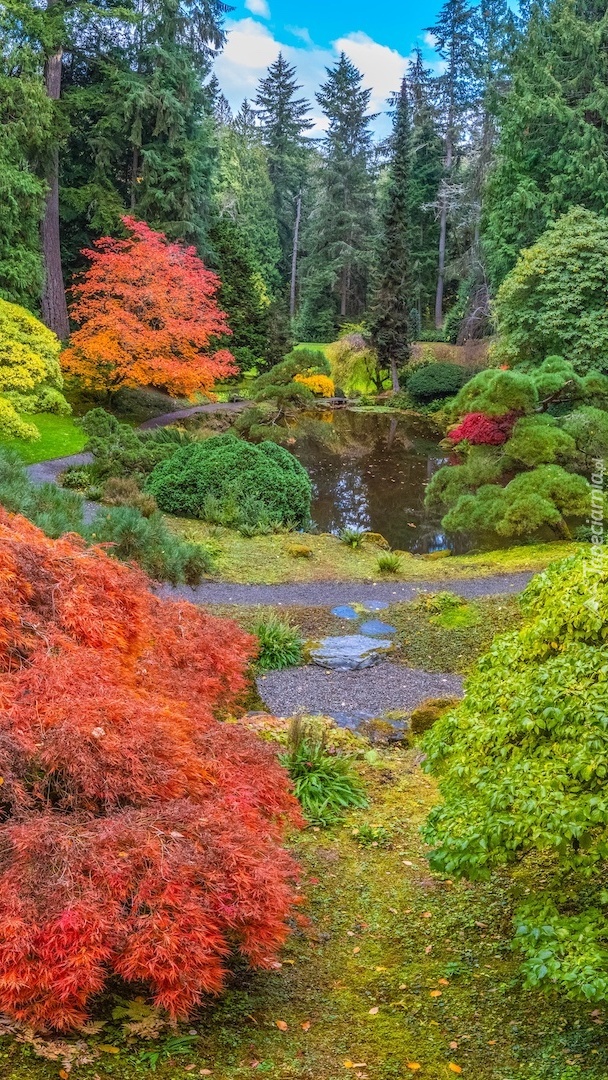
[331,604,360,619]
[359,618,397,636]
[310,634,393,670]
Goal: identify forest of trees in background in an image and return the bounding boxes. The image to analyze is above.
[1,0,607,370]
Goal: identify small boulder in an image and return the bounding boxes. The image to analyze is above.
[310,634,393,670]
[409,696,460,735]
[287,543,313,558]
[363,532,391,550]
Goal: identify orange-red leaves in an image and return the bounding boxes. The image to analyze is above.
[62,216,237,397]
[0,511,301,1030]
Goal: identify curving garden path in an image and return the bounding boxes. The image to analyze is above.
[25,410,535,726]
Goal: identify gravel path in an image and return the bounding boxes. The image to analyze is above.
[156,572,533,607]
[256,662,464,727]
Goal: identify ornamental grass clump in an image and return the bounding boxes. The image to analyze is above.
[282,719,367,827]
[0,513,301,1030]
[252,614,304,671]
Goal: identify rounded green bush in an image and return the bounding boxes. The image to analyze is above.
[406,362,469,403]
[146,433,312,528]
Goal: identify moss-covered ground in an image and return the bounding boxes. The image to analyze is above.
[169,520,582,585]
[0,413,87,463]
[2,739,605,1080]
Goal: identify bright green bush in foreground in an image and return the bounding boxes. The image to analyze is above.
[423,550,608,1002]
[147,433,312,530]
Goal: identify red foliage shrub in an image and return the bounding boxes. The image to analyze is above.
[62,216,237,396]
[448,410,519,446]
[0,512,301,1030]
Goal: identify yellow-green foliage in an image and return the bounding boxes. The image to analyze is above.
[326,333,380,394]
[0,299,69,439]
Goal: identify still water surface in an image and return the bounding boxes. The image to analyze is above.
[287,409,457,554]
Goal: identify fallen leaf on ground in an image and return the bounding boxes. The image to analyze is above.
[438,978,450,986]
[422,912,432,919]
[200,1071,213,1076]
[388,908,398,915]
[406,1063,421,1071]
[425,945,433,954]
[375,966,388,972]
[368,1007,379,1015]
[275,1020,288,1031]
[353,946,360,955]
[449,1042,458,1049]
[429,990,442,998]
[301,1021,311,1031]
[99,1046,120,1055]
[59,1071,69,1079]
[344,1062,367,1069]
[448,1064,463,1074]
[403,860,415,867]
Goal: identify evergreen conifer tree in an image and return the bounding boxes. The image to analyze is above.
[426,0,478,327]
[483,0,608,286]
[255,54,313,281]
[370,79,414,392]
[297,54,376,339]
[408,49,444,333]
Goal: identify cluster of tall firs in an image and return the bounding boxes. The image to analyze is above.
[2,0,608,374]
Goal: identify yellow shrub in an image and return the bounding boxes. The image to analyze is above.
[0,299,70,439]
[294,372,335,396]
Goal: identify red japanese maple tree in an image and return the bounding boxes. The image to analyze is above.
[62,216,237,396]
[0,512,301,1030]
[448,410,519,446]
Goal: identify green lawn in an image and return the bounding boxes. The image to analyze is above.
[0,413,87,464]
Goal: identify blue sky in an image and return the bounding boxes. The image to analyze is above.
[214,0,447,137]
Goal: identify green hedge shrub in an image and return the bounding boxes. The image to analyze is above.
[253,348,330,392]
[406,362,470,403]
[422,550,608,1002]
[146,433,312,529]
[79,408,194,481]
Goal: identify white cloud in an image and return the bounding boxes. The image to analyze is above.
[214,20,440,138]
[334,31,408,118]
[244,0,271,20]
[423,30,438,49]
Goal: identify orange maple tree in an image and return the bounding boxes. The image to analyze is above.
[0,511,301,1030]
[62,216,237,396]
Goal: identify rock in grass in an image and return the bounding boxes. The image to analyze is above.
[287,543,313,558]
[409,696,461,735]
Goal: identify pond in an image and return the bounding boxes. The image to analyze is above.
[286,408,460,554]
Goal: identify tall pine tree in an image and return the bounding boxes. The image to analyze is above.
[483,0,608,287]
[426,0,478,327]
[408,49,443,333]
[297,54,376,339]
[254,53,313,284]
[370,79,413,392]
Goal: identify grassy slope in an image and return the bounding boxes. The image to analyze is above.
[0,413,87,464]
[170,520,583,584]
[1,741,604,1080]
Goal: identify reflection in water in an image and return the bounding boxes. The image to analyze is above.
[287,409,460,554]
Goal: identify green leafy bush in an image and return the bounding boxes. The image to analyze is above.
[339,527,366,548]
[281,719,368,826]
[79,408,194,482]
[252,348,330,394]
[0,450,213,583]
[406,362,470,403]
[422,551,608,1002]
[146,434,312,530]
[493,207,608,374]
[252,615,303,671]
[503,414,577,468]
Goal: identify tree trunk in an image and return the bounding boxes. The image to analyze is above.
[130,145,139,210]
[390,357,400,393]
[434,129,452,330]
[289,191,302,319]
[41,38,69,340]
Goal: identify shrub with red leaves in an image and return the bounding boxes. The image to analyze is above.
[448,410,519,446]
[0,512,301,1030]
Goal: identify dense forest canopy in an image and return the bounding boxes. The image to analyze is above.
[2,0,608,370]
